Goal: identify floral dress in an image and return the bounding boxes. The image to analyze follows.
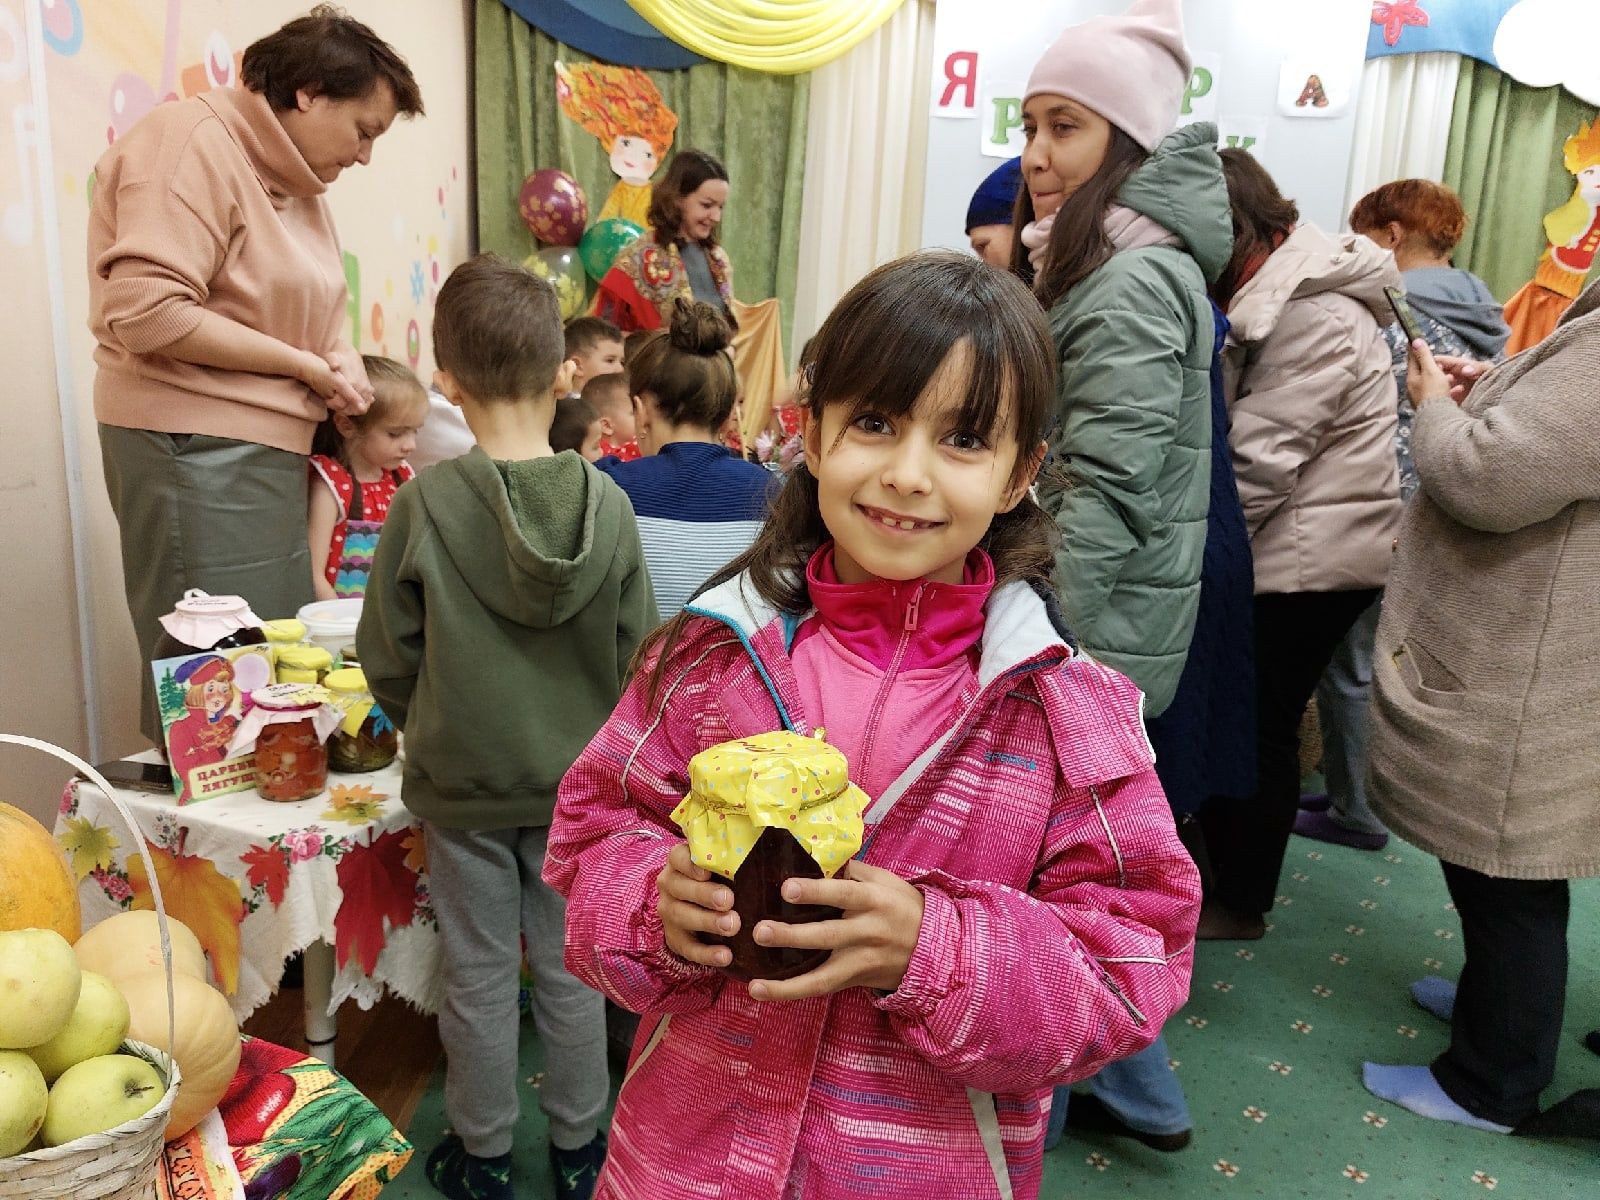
[310,455,415,598]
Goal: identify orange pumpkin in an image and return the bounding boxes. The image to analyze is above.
[0,802,80,942]
[119,969,241,1140]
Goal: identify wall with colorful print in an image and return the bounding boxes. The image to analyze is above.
[0,0,473,820]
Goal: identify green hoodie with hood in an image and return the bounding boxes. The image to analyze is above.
[1034,121,1235,717]
[357,447,657,829]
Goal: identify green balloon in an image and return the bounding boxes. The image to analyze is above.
[524,247,588,320]
[578,218,645,281]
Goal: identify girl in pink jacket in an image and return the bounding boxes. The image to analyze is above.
[546,251,1200,1200]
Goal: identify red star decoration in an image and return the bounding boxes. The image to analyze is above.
[1373,1,1429,47]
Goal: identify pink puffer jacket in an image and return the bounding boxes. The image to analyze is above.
[545,575,1200,1200]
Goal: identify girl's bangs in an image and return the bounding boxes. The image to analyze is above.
[801,255,1051,449]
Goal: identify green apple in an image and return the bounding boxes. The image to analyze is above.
[0,1049,48,1157]
[0,929,81,1049]
[26,973,130,1082]
[42,1053,165,1147]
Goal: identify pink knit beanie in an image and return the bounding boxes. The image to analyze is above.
[1023,0,1191,152]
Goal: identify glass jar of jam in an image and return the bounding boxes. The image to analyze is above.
[153,590,267,662]
[706,828,834,981]
[672,732,870,982]
[261,618,308,659]
[275,645,334,685]
[323,667,397,773]
[249,685,331,802]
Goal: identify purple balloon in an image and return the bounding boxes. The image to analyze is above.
[519,169,588,247]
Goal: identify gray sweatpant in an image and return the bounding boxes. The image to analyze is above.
[424,822,608,1157]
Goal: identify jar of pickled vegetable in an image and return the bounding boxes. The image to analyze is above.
[246,683,335,802]
[324,667,397,773]
[276,644,334,685]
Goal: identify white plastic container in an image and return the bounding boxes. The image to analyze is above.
[297,597,364,658]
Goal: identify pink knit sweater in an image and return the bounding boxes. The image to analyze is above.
[546,571,1199,1200]
[88,87,347,454]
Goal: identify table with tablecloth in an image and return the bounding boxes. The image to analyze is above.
[56,754,442,1062]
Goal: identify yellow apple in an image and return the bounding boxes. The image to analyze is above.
[0,929,80,1049]
[41,1053,165,1147]
[26,972,130,1082]
[0,1049,48,1157]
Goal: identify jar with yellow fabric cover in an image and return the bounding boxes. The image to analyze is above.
[670,731,869,981]
[276,644,333,685]
[323,667,397,773]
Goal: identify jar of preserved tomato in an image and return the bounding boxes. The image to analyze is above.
[245,683,336,802]
[275,644,334,685]
[324,667,397,773]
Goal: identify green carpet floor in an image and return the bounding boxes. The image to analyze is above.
[390,833,1598,1199]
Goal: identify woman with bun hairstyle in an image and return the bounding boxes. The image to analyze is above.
[600,299,774,621]
[1013,0,1233,1156]
[594,149,734,333]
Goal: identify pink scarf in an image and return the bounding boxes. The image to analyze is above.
[1020,203,1182,272]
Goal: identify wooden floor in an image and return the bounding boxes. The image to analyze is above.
[241,981,442,1131]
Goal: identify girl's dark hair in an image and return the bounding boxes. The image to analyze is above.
[634,251,1059,697]
[629,299,738,433]
[646,149,729,247]
[1010,127,1147,308]
[1213,147,1299,305]
[242,4,424,116]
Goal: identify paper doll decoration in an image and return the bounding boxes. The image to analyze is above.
[1504,119,1600,353]
[555,62,679,229]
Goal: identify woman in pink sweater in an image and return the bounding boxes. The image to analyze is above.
[88,6,423,745]
[546,252,1200,1200]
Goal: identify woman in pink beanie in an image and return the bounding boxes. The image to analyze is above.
[1016,0,1235,1163]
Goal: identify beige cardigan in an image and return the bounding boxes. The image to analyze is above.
[1367,277,1600,879]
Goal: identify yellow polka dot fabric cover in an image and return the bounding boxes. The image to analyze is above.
[670,730,869,879]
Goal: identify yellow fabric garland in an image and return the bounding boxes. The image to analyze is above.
[624,0,908,75]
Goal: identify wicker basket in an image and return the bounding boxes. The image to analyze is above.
[0,735,182,1200]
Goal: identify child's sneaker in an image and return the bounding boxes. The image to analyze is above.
[426,1134,515,1200]
[549,1131,607,1200]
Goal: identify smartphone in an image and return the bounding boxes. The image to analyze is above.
[78,760,174,794]
[1384,285,1425,344]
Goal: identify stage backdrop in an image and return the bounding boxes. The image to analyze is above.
[920,0,1370,249]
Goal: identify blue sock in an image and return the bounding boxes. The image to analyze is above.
[1362,1063,1511,1134]
[1410,975,1456,1022]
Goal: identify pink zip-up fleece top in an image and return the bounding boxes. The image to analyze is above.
[546,545,1200,1200]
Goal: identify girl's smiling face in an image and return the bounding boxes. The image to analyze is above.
[805,342,1041,586]
[1021,94,1112,219]
[611,135,659,184]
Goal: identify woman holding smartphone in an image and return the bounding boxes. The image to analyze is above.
[1362,278,1600,1137]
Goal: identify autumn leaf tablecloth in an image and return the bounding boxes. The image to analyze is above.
[57,756,443,1020]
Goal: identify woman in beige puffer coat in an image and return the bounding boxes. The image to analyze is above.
[1196,149,1402,939]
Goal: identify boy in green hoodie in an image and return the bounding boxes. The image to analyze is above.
[358,253,656,1200]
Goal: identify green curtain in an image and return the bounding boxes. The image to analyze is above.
[1442,59,1598,302]
[474,0,810,350]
